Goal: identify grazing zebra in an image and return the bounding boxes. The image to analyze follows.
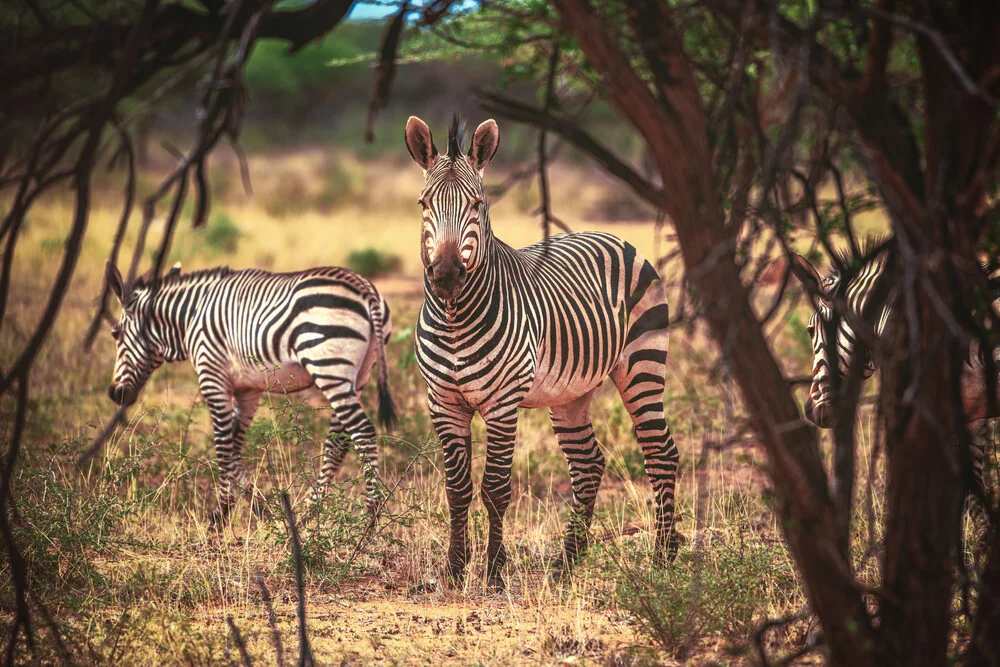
[791,242,999,486]
[404,115,679,587]
[104,261,397,525]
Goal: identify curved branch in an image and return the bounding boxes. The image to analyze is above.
[477,91,667,211]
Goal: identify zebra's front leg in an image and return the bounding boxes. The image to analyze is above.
[550,390,604,573]
[430,402,474,585]
[201,383,239,529]
[231,390,266,518]
[481,405,518,591]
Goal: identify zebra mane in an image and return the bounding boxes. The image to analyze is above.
[132,266,234,293]
[829,234,894,279]
[446,113,466,160]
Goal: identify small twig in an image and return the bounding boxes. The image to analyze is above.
[860,6,997,106]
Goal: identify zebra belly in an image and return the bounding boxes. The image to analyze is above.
[520,372,606,409]
[231,359,314,393]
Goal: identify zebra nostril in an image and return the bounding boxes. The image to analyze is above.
[427,256,442,279]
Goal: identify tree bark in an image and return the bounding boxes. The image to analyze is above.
[550,1,878,664]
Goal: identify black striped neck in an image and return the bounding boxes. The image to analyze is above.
[136,283,194,363]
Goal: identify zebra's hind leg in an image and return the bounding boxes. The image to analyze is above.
[549,389,605,575]
[611,349,680,563]
[312,412,350,502]
[306,369,387,518]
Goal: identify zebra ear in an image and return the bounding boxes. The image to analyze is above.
[789,253,822,295]
[468,119,499,174]
[105,261,126,305]
[405,116,439,172]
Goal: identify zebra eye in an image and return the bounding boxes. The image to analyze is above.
[806,323,815,336]
[470,199,482,212]
[418,199,428,210]
[111,326,121,340]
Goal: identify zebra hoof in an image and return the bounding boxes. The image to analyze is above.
[656,529,686,565]
[486,572,506,593]
[208,511,230,537]
[443,563,466,589]
[251,500,271,521]
[545,556,573,582]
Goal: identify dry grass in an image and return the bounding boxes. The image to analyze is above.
[0,148,888,665]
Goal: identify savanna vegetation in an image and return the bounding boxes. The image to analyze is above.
[2,1,1000,665]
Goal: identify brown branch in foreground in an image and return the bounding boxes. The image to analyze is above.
[280,493,314,667]
[255,570,286,667]
[227,616,254,667]
[83,120,137,350]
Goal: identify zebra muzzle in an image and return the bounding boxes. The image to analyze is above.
[108,384,137,407]
[426,250,467,300]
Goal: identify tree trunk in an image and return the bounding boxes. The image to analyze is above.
[550,1,879,663]
[878,278,966,666]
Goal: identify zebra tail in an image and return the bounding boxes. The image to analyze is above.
[371,295,399,433]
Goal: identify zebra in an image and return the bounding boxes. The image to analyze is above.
[104,261,397,526]
[791,241,999,489]
[404,115,679,587]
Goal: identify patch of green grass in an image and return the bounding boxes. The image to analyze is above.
[200,211,242,255]
[345,247,402,278]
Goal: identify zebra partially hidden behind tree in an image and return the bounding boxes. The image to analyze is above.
[404,115,680,588]
[790,240,999,494]
[104,261,397,526]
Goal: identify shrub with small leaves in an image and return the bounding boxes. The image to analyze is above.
[346,247,402,278]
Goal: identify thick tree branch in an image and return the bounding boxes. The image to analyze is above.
[477,91,667,211]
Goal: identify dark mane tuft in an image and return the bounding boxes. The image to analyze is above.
[831,234,894,278]
[131,266,233,293]
[447,113,466,160]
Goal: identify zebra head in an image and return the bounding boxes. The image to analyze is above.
[105,261,165,407]
[791,248,890,429]
[405,115,499,301]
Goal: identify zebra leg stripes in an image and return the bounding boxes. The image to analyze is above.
[550,389,606,567]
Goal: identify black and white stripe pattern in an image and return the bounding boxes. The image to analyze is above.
[104,262,396,525]
[793,244,892,429]
[405,116,679,586]
[793,244,998,488]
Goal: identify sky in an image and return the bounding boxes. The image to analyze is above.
[347,2,404,21]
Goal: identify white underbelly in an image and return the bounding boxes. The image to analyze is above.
[232,360,315,393]
[520,372,605,409]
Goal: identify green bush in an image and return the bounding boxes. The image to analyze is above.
[613,504,801,658]
[201,211,242,255]
[346,247,402,278]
